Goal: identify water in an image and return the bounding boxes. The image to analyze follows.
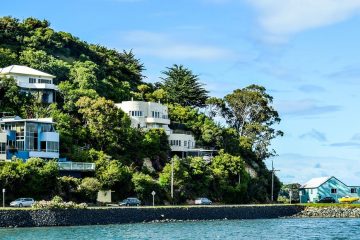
[0,218,359,240]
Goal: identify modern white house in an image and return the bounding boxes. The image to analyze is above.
[0,116,60,161]
[116,100,214,158]
[0,65,58,103]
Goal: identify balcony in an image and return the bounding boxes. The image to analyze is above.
[145,117,170,125]
[17,81,58,90]
[58,162,95,172]
[29,151,59,159]
[40,132,59,142]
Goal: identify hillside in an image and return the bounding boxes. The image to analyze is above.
[0,16,282,204]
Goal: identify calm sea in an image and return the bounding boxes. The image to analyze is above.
[0,218,358,240]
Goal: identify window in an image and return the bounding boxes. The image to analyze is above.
[151,111,160,118]
[29,78,36,83]
[38,79,52,84]
[331,188,337,194]
[184,141,187,146]
[351,188,357,193]
[310,189,313,194]
[26,123,38,151]
[0,142,5,154]
[47,141,59,152]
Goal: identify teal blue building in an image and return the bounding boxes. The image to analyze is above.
[299,176,360,203]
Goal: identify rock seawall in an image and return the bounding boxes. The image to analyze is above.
[294,207,360,218]
[0,205,303,228]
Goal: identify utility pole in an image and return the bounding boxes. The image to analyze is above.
[171,157,174,203]
[271,160,280,202]
[2,189,5,208]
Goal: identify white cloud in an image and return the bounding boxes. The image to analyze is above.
[247,0,360,41]
[121,31,233,60]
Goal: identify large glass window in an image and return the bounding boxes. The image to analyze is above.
[29,78,36,83]
[26,123,38,151]
[47,141,59,152]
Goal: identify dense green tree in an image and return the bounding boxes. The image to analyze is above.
[160,64,209,107]
[0,48,18,67]
[78,177,101,202]
[76,96,130,152]
[132,172,162,204]
[212,85,283,160]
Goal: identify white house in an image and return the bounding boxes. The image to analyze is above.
[0,65,58,103]
[116,100,207,157]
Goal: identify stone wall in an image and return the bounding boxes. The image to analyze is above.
[0,205,304,228]
[294,207,360,218]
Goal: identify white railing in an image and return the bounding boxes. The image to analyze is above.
[58,162,95,171]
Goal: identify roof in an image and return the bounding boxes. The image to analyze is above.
[0,65,55,78]
[0,116,54,124]
[301,176,332,188]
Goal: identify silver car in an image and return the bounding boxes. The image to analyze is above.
[10,198,35,207]
[195,197,212,205]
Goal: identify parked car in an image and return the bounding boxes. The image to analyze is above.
[338,196,360,203]
[195,197,212,205]
[10,198,35,207]
[119,197,141,206]
[316,197,336,203]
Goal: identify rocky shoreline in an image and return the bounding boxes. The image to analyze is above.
[294,207,360,218]
[0,205,303,228]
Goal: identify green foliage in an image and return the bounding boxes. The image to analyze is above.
[0,76,33,116]
[160,64,209,107]
[0,158,59,200]
[132,172,162,204]
[0,16,284,204]
[78,177,101,202]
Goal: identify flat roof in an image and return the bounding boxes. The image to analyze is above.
[0,116,54,124]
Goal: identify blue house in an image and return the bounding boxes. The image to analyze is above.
[0,116,59,161]
[299,176,360,203]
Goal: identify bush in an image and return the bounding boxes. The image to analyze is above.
[32,198,87,209]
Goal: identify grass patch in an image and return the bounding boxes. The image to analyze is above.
[300,203,360,208]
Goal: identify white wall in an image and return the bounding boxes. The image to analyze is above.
[168,133,195,152]
[116,101,170,128]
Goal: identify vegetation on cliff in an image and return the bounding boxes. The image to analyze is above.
[0,16,282,204]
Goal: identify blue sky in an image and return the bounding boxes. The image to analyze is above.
[3,0,360,185]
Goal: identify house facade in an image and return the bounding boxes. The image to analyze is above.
[299,176,360,203]
[0,65,57,103]
[0,116,59,161]
[116,100,214,158]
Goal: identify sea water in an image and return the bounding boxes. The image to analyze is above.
[0,218,358,240]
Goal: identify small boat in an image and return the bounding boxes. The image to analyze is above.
[338,196,360,203]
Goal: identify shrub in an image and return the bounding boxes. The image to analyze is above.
[32,199,87,209]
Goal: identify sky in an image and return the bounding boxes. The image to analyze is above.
[2,0,360,185]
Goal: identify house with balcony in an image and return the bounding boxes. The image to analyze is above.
[0,116,95,176]
[116,100,215,159]
[0,65,58,103]
[0,116,60,161]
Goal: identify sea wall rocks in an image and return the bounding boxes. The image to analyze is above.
[0,205,304,228]
[294,207,360,218]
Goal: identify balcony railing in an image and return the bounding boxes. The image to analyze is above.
[58,162,95,171]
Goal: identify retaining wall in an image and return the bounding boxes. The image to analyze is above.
[0,205,304,228]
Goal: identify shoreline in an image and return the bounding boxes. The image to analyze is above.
[2,205,360,228]
[0,205,303,228]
